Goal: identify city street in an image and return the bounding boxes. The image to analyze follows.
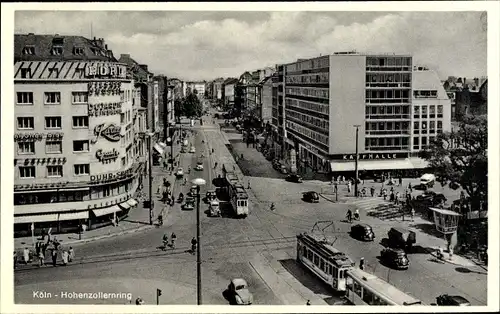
[14,117,487,306]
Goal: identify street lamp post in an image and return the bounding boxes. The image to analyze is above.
[353,125,361,197]
[147,132,154,225]
[192,177,206,305]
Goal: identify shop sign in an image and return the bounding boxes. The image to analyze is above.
[14,132,64,142]
[93,123,122,142]
[90,168,134,182]
[88,81,122,97]
[95,148,119,163]
[88,102,122,117]
[330,153,408,160]
[85,63,126,79]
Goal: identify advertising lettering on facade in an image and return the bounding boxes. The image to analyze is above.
[88,102,122,117]
[90,168,134,183]
[87,81,122,97]
[85,63,126,79]
[14,132,64,142]
[92,123,122,143]
[330,153,409,160]
[95,148,119,164]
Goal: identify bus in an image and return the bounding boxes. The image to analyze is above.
[229,184,249,217]
[296,232,355,292]
[345,267,423,306]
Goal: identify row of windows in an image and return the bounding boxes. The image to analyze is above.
[285,87,329,99]
[366,57,412,67]
[366,73,412,85]
[285,72,329,84]
[365,137,410,151]
[16,92,88,105]
[21,45,109,57]
[348,280,390,305]
[366,89,411,100]
[413,105,443,118]
[17,116,89,130]
[285,57,330,73]
[301,246,346,279]
[413,90,438,98]
[285,98,329,115]
[365,105,410,117]
[413,136,437,150]
[286,121,329,146]
[17,139,93,154]
[18,164,89,178]
[285,109,329,131]
[14,180,133,205]
[366,121,410,132]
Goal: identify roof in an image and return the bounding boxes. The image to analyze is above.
[430,207,462,216]
[223,77,238,85]
[118,54,153,80]
[14,34,117,62]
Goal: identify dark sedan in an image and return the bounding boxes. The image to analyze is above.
[286,174,303,183]
[303,191,319,203]
[350,224,375,241]
[380,248,410,270]
[436,294,471,306]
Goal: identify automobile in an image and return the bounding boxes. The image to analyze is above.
[380,248,410,269]
[189,146,196,153]
[175,168,184,177]
[227,278,253,305]
[205,190,217,203]
[350,224,375,241]
[209,199,221,217]
[303,191,320,203]
[182,197,195,210]
[195,161,204,171]
[420,173,436,188]
[436,294,471,306]
[387,227,416,252]
[286,174,303,183]
[416,191,446,205]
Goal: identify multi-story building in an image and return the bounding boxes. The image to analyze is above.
[261,76,274,125]
[14,34,141,235]
[223,78,238,110]
[280,52,451,176]
[186,81,206,97]
[212,78,224,101]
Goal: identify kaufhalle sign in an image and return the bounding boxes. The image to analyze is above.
[331,153,409,160]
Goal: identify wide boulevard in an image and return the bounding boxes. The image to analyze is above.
[14,112,487,306]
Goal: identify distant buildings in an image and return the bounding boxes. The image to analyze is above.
[223,78,238,110]
[186,81,206,97]
[443,76,487,121]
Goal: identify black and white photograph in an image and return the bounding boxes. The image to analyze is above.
[1,2,498,312]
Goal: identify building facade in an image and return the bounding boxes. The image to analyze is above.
[280,53,451,175]
[14,34,141,235]
[261,76,273,125]
[223,78,238,110]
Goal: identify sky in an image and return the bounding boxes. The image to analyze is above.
[14,10,487,81]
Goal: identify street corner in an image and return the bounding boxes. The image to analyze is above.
[427,249,478,268]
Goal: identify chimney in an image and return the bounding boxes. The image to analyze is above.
[474,77,479,86]
[105,44,108,50]
[463,77,467,85]
[94,37,96,40]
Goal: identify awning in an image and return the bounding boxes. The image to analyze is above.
[127,198,138,207]
[15,213,59,224]
[118,201,131,209]
[330,159,415,172]
[430,207,462,216]
[57,211,89,221]
[410,157,429,169]
[153,143,165,155]
[92,205,121,217]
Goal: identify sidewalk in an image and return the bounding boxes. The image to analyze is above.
[14,141,181,252]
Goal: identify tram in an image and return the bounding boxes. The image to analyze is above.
[296,232,354,292]
[229,184,249,217]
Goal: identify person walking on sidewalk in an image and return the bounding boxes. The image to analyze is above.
[62,250,69,266]
[51,249,58,267]
[410,208,415,222]
[23,247,30,264]
[68,247,74,263]
[370,186,375,197]
[170,232,177,249]
[359,257,365,270]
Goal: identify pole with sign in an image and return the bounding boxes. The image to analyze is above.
[31,223,35,249]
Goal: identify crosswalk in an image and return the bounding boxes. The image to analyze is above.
[346,197,404,221]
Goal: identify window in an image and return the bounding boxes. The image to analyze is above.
[437,121,443,133]
[72,116,89,128]
[73,140,89,152]
[47,165,63,177]
[18,141,35,154]
[121,157,126,167]
[22,46,35,55]
[20,68,31,79]
[74,164,90,175]
[430,121,436,134]
[413,137,419,149]
[72,92,88,104]
[421,105,428,117]
[46,141,62,154]
[421,122,427,134]
[437,105,443,118]
[17,117,34,129]
[429,105,436,117]
[413,106,419,118]
[413,122,420,134]
[73,47,85,56]
[19,166,35,178]
[353,282,362,296]
[121,113,125,124]
[44,92,61,104]
[422,137,428,147]
[51,47,63,56]
[45,116,62,129]
[313,254,319,266]
[17,92,34,105]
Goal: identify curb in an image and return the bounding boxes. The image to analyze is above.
[426,248,479,268]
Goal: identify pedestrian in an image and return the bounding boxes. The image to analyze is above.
[399,176,403,186]
[390,192,394,202]
[62,250,69,266]
[23,247,30,264]
[449,248,454,260]
[395,192,400,204]
[341,175,345,183]
[214,162,218,169]
[347,182,352,193]
[157,186,161,194]
[408,182,413,193]
[247,181,251,189]
[370,186,375,197]
[383,189,388,201]
[410,208,415,221]
[68,247,74,262]
[212,148,215,154]
[51,249,58,267]
[306,300,311,305]
[170,232,177,249]
[135,297,144,305]
[14,251,17,269]
[359,257,365,270]
[38,250,44,267]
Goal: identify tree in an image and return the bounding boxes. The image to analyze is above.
[182,93,203,118]
[174,98,184,121]
[422,115,487,211]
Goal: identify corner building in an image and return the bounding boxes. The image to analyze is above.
[282,53,451,175]
[14,34,140,236]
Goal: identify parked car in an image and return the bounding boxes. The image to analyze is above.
[205,190,217,203]
[420,173,436,188]
[175,168,184,178]
[436,294,471,306]
[416,191,446,205]
[227,278,253,305]
[303,191,319,203]
[380,248,410,269]
[286,174,303,183]
[388,227,416,252]
[350,224,375,241]
[182,197,195,210]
